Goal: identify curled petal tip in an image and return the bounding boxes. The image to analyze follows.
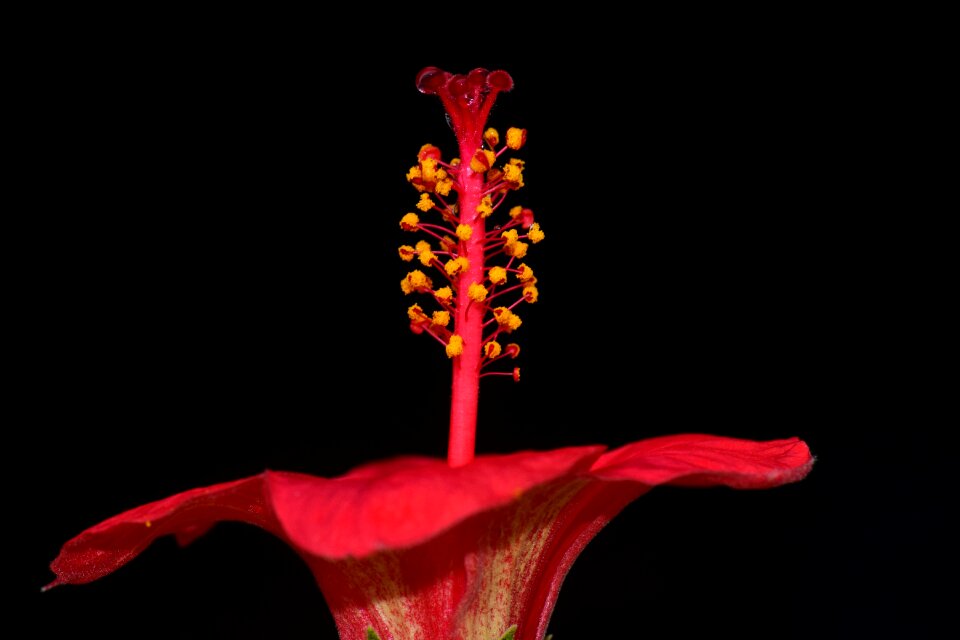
[487,69,514,92]
[416,67,448,95]
[467,68,489,88]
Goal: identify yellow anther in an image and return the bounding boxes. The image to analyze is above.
[502,159,524,188]
[417,193,434,212]
[407,304,427,322]
[505,343,521,358]
[400,213,420,231]
[517,263,535,282]
[476,195,494,218]
[512,367,521,382]
[419,249,436,267]
[445,256,469,276]
[488,266,507,285]
[501,228,528,257]
[415,242,435,266]
[484,128,500,147]
[505,241,528,259]
[484,341,502,358]
[509,205,523,219]
[523,285,539,303]
[470,149,497,173]
[493,307,523,332]
[468,282,488,302]
[456,224,473,241]
[406,166,425,191]
[434,286,453,303]
[432,310,450,327]
[527,222,545,244]
[446,334,464,358]
[450,158,461,166]
[421,156,439,182]
[403,270,432,294]
[398,245,415,262]
[435,176,453,196]
[506,127,527,150]
[410,271,430,288]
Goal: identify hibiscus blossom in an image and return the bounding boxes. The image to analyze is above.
[47,67,813,640]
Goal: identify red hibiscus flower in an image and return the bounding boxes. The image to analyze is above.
[47,68,813,639]
[49,435,811,639]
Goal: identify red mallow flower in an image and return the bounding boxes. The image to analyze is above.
[48,435,812,640]
[47,68,814,639]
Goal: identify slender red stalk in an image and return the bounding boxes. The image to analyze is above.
[447,134,485,467]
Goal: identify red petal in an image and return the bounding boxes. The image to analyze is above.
[266,446,604,558]
[46,436,813,638]
[590,434,814,488]
[46,474,281,589]
[46,448,604,590]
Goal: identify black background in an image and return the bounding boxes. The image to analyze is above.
[16,14,945,640]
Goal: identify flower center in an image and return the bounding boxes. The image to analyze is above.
[399,69,545,467]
